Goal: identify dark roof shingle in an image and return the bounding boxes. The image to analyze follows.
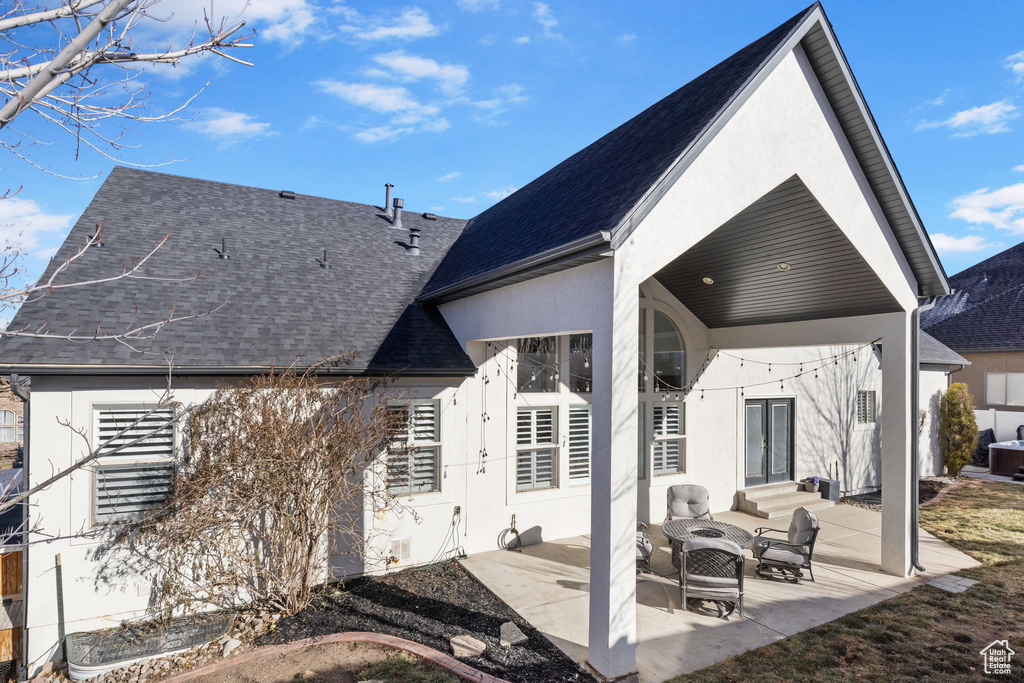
[0,167,474,374]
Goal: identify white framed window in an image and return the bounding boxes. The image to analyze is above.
[856,390,877,424]
[652,402,685,475]
[986,372,1024,406]
[93,406,176,524]
[0,410,19,443]
[516,407,557,491]
[568,334,593,394]
[517,336,559,393]
[567,405,591,482]
[387,399,441,495]
[637,401,646,480]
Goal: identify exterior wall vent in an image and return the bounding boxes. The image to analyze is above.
[391,538,411,563]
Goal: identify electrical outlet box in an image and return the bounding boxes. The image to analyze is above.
[454,505,461,515]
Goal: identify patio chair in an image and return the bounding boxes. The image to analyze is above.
[636,522,653,573]
[752,506,820,583]
[679,538,744,618]
[666,484,713,522]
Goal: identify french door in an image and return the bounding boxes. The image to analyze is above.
[744,399,794,487]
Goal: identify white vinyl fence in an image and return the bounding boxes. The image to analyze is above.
[975,409,1024,442]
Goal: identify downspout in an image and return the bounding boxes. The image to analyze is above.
[911,299,935,574]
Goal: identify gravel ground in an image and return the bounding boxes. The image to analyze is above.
[841,476,955,511]
[257,561,590,683]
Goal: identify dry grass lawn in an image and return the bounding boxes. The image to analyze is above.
[671,479,1024,682]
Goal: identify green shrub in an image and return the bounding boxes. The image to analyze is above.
[938,383,978,477]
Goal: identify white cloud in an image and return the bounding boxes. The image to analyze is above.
[353,126,414,143]
[453,196,477,203]
[0,197,74,256]
[929,232,1000,254]
[917,100,1019,136]
[1006,50,1024,81]
[949,182,1024,233]
[1014,164,1024,172]
[140,0,317,46]
[183,108,272,144]
[316,81,427,113]
[373,51,469,94]
[457,0,500,10]
[485,185,518,200]
[342,7,440,41]
[513,36,531,44]
[532,2,561,39]
[469,83,528,120]
[618,33,637,45]
[437,171,462,182]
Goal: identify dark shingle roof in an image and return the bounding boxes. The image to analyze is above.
[422,5,814,299]
[919,331,969,366]
[922,240,1024,351]
[0,167,474,375]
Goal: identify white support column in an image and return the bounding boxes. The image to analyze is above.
[588,283,639,680]
[880,311,913,576]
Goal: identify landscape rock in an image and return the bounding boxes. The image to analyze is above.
[450,634,486,658]
[222,638,242,658]
[500,621,528,647]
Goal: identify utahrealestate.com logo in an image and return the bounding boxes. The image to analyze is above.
[980,640,1015,675]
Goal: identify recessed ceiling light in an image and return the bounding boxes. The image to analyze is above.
[777,262,792,271]
[702,276,714,285]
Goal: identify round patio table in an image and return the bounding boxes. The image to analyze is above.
[662,519,754,550]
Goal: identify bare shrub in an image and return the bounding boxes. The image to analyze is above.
[114,364,404,616]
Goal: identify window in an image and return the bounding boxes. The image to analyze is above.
[638,310,646,391]
[986,373,1024,406]
[856,390,876,424]
[652,402,685,475]
[94,406,176,524]
[653,311,685,391]
[0,411,19,443]
[569,333,593,393]
[637,402,646,480]
[567,405,591,482]
[516,407,557,491]
[517,337,558,393]
[388,400,441,495]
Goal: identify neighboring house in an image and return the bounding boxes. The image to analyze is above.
[922,239,1024,412]
[0,4,955,679]
[0,379,24,470]
[918,332,970,475]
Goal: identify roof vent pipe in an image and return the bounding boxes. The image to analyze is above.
[384,183,394,219]
[319,249,331,269]
[218,237,230,260]
[392,198,404,229]
[408,227,421,255]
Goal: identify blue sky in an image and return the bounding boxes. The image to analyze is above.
[4,0,1024,287]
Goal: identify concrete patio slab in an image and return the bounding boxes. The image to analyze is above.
[460,504,979,682]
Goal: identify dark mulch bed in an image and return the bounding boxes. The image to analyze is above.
[257,561,590,683]
[841,477,952,512]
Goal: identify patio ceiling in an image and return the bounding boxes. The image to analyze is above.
[654,175,903,329]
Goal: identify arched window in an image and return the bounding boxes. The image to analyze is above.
[653,310,685,391]
[0,410,19,443]
[638,306,687,477]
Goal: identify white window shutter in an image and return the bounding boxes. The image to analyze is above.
[568,406,591,481]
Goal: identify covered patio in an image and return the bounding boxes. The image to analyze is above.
[461,505,978,682]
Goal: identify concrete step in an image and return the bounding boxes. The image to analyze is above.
[746,498,835,520]
[736,482,835,520]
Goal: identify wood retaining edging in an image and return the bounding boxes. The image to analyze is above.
[163,631,509,683]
